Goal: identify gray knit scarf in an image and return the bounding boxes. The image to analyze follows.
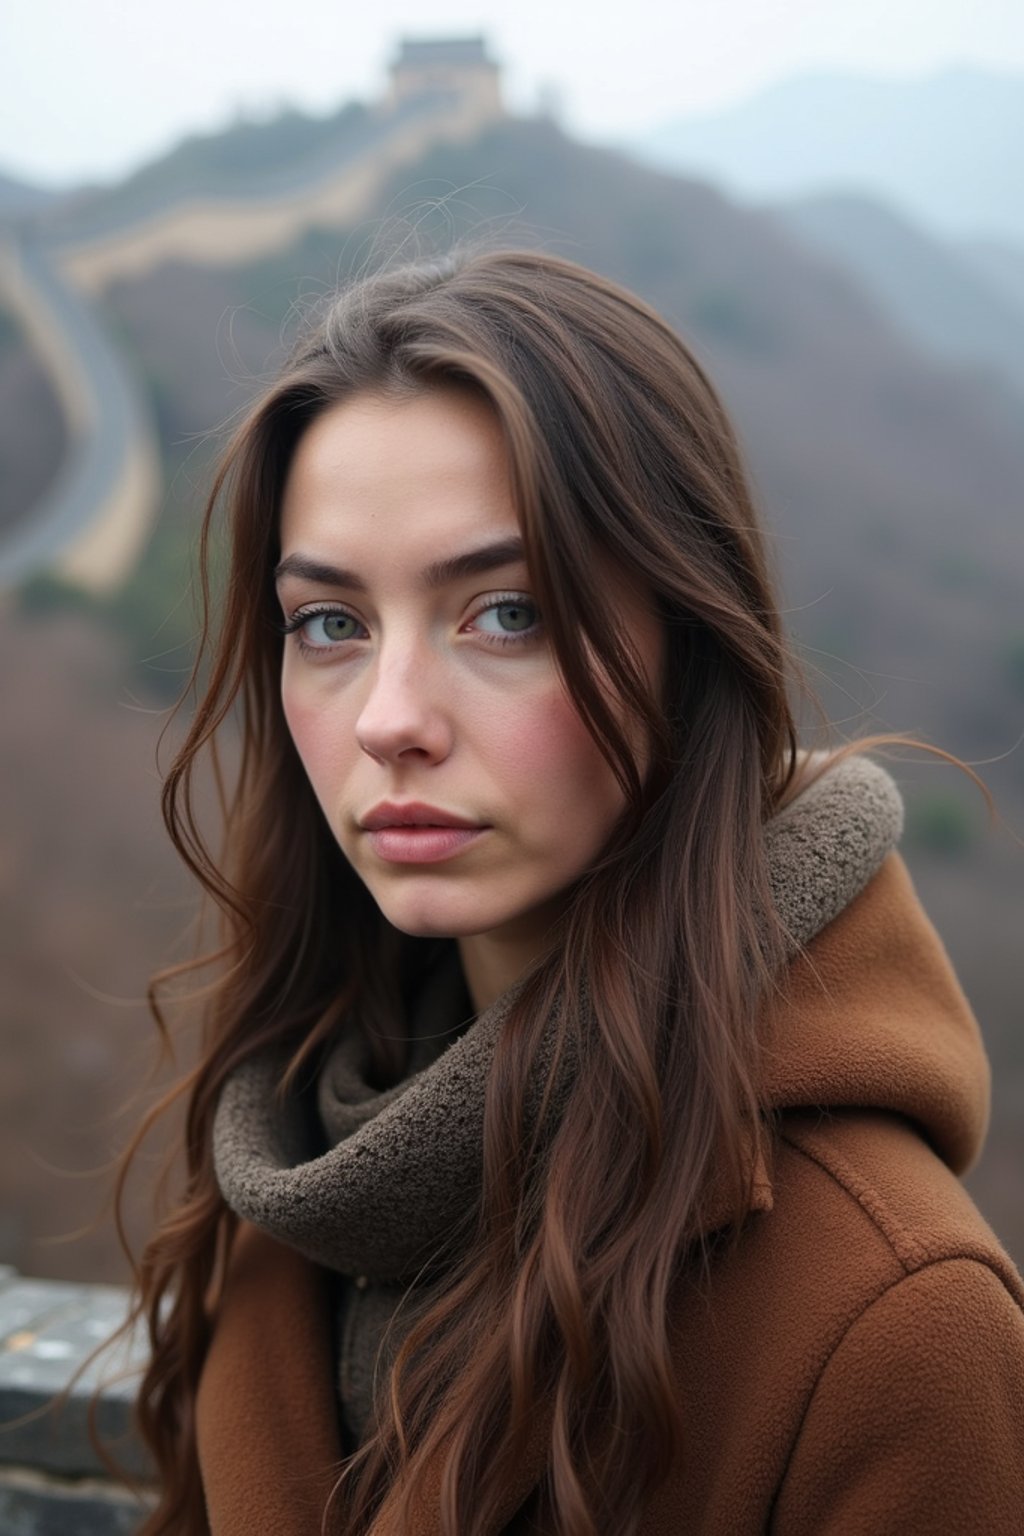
[213,754,903,1441]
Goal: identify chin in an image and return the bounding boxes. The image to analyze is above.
[369,883,530,944]
[384,909,506,942]
[368,889,485,940]
[383,909,466,940]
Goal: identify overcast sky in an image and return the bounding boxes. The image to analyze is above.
[4,0,1023,188]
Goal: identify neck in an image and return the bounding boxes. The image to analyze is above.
[457,899,563,1012]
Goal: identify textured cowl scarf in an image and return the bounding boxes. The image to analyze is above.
[213,754,904,1440]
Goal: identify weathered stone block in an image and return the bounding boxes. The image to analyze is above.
[0,1274,151,1480]
[0,1465,154,1536]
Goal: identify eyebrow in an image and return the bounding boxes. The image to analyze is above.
[274,536,527,592]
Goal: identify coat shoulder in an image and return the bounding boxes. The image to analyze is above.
[647,1111,1024,1534]
[761,1111,1024,1531]
[771,1250,1024,1534]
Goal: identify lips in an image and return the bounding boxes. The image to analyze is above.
[359,802,489,865]
[360,801,483,832]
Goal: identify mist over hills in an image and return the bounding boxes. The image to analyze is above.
[0,169,63,219]
[28,100,376,242]
[1,92,1022,1281]
[634,66,1024,246]
[772,191,1024,403]
[961,238,1024,319]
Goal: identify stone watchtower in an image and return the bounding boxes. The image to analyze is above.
[388,36,504,124]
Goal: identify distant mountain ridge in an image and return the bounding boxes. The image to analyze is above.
[633,65,1024,246]
[771,191,1024,404]
[31,100,375,245]
[0,170,63,220]
[961,239,1024,319]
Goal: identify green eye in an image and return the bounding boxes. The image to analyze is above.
[496,601,535,632]
[316,613,359,642]
[285,609,365,648]
[475,598,540,637]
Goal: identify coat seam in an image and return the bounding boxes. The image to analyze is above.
[778,1120,929,1271]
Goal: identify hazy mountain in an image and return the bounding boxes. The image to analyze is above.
[0,168,63,220]
[42,100,372,236]
[959,238,1024,322]
[771,191,1024,402]
[633,66,1024,246]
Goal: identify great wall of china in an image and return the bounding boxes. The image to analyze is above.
[0,38,505,594]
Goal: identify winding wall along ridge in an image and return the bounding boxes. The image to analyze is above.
[0,89,502,593]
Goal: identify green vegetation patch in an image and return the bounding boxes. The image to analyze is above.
[904,788,979,858]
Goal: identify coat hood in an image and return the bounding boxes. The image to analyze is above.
[758,845,989,1180]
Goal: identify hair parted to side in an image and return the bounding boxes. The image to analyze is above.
[86,244,955,1536]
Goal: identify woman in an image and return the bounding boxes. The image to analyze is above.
[111,248,1024,1534]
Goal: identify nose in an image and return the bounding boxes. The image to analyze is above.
[355,638,454,766]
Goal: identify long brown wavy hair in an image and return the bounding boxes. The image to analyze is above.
[90,246,942,1534]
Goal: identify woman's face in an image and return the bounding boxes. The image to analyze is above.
[277,386,661,973]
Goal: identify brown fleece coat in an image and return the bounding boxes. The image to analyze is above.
[196,855,1024,1533]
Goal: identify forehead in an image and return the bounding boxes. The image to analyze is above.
[278,386,517,556]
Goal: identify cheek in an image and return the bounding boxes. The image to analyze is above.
[500,684,625,839]
[280,679,354,797]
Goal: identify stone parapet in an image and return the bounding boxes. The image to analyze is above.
[0,1265,155,1535]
